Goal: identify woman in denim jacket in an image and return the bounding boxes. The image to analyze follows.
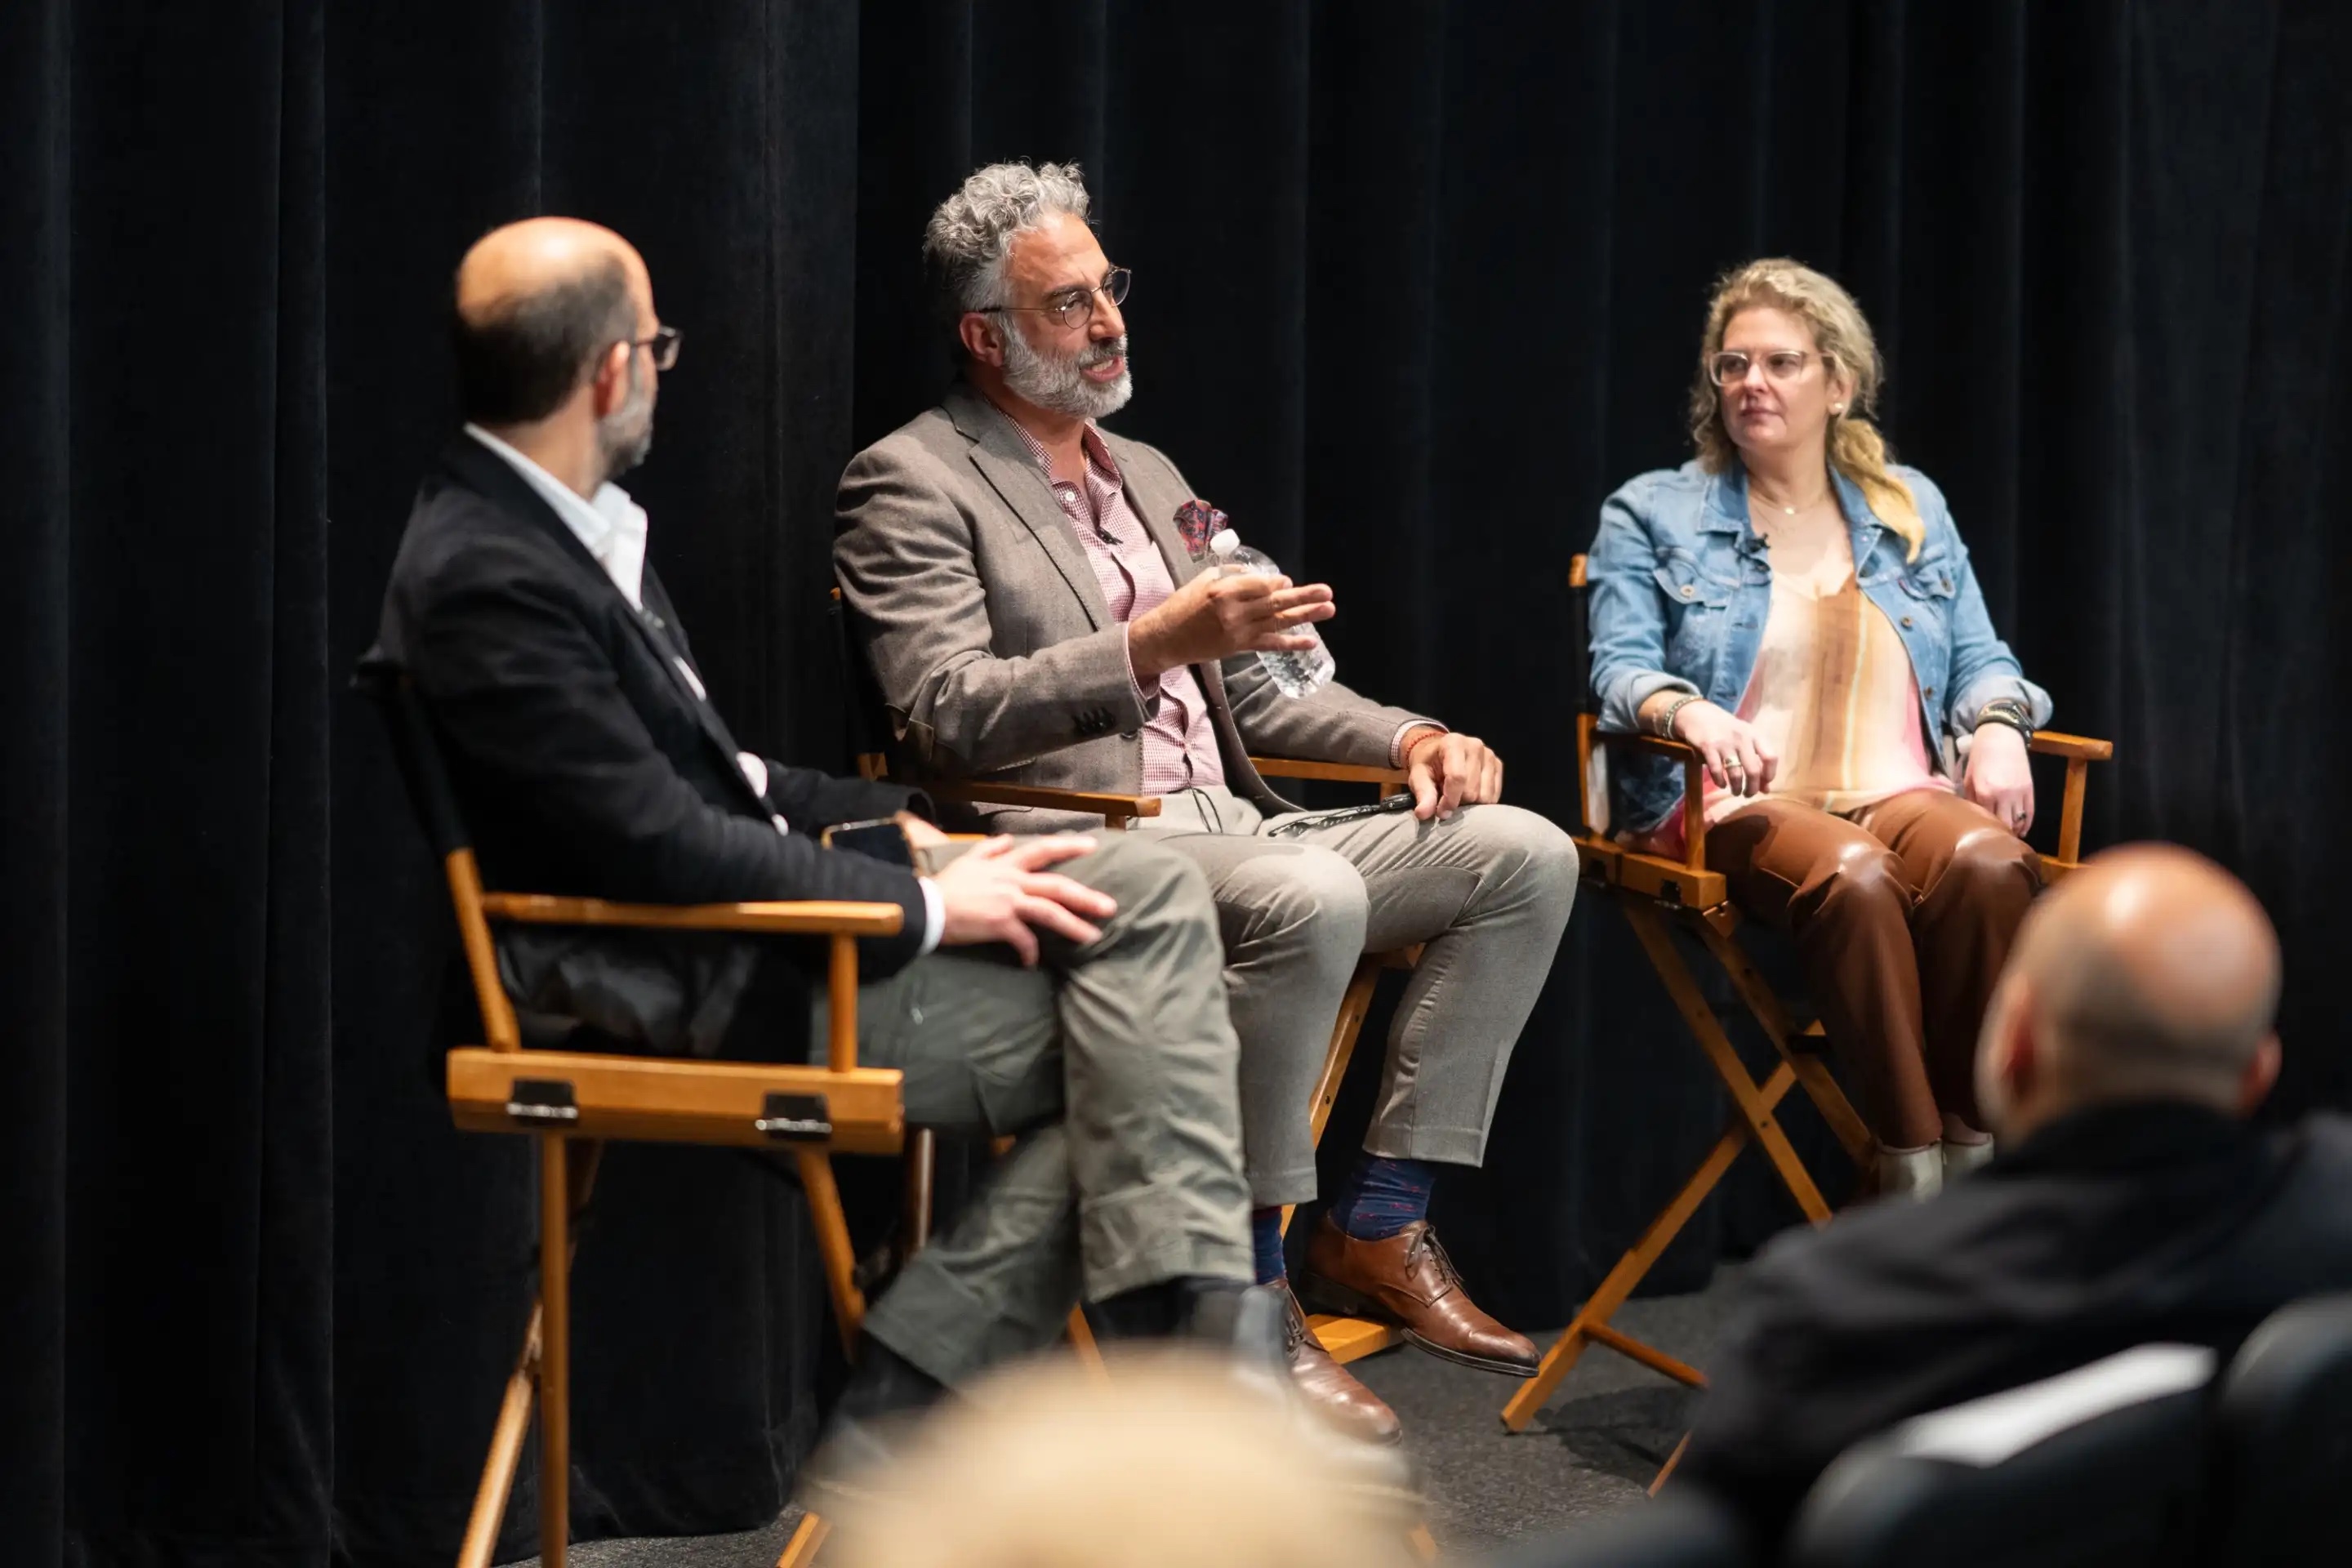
[1588,260,2051,1200]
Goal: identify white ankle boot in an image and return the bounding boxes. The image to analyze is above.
[1877,1143,1944,1201]
[1942,1137,1995,1182]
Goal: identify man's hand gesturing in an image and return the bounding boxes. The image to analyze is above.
[930,834,1118,966]
[1128,570,1334,679]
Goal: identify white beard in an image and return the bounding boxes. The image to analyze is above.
[1002,327,1133,420]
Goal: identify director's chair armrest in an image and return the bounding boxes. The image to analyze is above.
[1583,726,2119,878]
[922,779,1161,827]
[2028,730,2113,762]
[448,849,905,1065]
[2025,729,2115,872]
[1590,728,1713,873]
[1249,756,1410,793]
[477,893,903,938]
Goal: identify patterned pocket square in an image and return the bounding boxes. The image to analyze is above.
[1174,498,1228,561]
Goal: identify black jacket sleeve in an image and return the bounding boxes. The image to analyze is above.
[761,760,929,831]
[408,559,929,974]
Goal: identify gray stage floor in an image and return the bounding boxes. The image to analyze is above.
[519,1269,1739,1566]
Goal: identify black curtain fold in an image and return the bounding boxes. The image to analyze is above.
[4,3,2348,1564]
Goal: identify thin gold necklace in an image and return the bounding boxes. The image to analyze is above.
[1749,477,1829,516]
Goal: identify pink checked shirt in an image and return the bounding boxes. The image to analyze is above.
[1000,412,1227,794]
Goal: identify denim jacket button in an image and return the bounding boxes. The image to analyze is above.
[1680,584,1695,599]
[1901,615,1913,628]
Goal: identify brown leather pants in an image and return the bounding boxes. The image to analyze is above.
[1705,790,2042,1148]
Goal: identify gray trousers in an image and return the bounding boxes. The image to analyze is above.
[813,834,1251,1387]
[1141,787,1579,1205]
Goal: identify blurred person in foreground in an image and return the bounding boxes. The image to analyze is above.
[370,217,1281,1467]
[827,1352,1418,1568]
[1678,843,2352,1548]
[1589,258,2049,1200]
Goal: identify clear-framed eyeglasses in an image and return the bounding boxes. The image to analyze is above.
[1710,349,1815,386]
[983,266,1132,331]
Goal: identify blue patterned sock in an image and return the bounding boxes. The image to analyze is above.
[1250,1207,1288,1285]
[1326,1156,1437,1241]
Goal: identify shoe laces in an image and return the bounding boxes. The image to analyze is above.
[1281,1290,1309,1356]
[1404,1227,1463,1294]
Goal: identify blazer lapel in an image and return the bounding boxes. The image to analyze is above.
[946,383,1111,630]
[1099,427,1245,725]
[439,438,761,804]
[638,569,761,786]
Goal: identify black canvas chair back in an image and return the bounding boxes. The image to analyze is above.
[352,653,470,860]
[2206,1293,2352,1565]
[1485,1493,1749,1568]
[826,586,893,775]
[1788,1344,2215,1568]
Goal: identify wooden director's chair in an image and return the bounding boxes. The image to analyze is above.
[1496,557,2115,1486]
[826,590,1424,1372]
[358,664,911,1568]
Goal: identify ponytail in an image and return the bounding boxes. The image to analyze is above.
[1829,415,1923,561]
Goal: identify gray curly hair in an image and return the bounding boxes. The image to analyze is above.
[924,161,1093,331]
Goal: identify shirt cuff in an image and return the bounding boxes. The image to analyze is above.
[1120,623,1162,715]
[1392,720,1447,768]
[915,877,946,956]
[737,750,770,800]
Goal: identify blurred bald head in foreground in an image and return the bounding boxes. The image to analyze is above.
[1976,843,2283,1142]
[451,217,668,498]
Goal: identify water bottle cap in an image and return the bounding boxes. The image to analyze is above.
[1208,528,1240,556]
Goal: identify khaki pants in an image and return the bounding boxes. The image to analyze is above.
[813,835,1251,1387]
[1142,786,1580,1205]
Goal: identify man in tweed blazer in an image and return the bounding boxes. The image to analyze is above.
[835,163,1579,1446]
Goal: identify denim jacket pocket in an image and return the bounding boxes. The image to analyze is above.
[1895,560,1958,601]
[1652,558,1734,610]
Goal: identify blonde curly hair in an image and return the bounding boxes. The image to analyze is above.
[1688,258,1924,560]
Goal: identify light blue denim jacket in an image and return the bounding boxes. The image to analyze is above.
[1588,460,2051,835]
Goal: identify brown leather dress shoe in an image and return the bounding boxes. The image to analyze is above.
[1273,1281,1404,1446]
[1300,1218,1539,1377]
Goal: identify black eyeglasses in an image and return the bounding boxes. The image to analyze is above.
[982,267,1132,331]
[1710,349,1814,387]
[630,325,683,371]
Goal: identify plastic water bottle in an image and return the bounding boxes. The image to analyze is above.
[1208,528,1334,698]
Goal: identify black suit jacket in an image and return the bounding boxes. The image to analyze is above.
[1680,1102,2352,1547]
[372,434,929,1057]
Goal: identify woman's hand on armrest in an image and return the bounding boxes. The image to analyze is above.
[1647,698,1778,798]
[1963,725,2034,836]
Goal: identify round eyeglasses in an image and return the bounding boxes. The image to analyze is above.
[1710,349,1814,386]
[983,267,1132,331]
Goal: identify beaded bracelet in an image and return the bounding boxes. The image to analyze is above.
[1655,693,1704,740]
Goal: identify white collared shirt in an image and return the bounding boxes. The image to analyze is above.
[464,424,942,953]
[466,424,651,608]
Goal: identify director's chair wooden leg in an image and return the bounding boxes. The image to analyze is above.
[537,1134,578,1568]
[1695,918,1873,1174]
[1498,1071,1787,1432]
[1648,1432,1691,1495]
[1621,902,1830,1222]
[777,1510,831,1568]
[458,1138,602,1568]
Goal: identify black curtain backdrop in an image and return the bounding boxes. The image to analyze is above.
[6,2,2349,1563]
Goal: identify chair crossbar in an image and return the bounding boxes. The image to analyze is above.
[446,1049,906,1155]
